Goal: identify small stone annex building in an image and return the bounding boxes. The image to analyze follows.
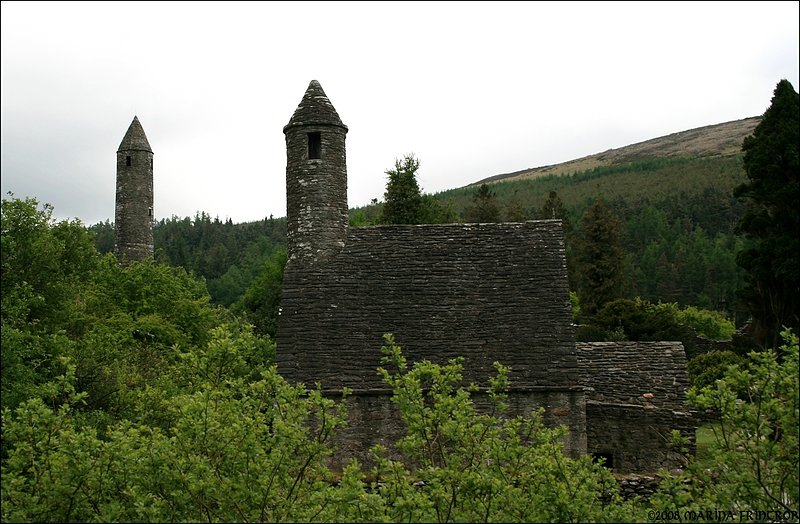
[273,80,696,473]
[577,342,695,472]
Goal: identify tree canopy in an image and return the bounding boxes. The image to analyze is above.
[734,79,800,349]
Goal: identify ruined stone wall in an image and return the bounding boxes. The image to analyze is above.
[114,148,153,261]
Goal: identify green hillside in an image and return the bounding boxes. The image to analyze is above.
[434,155,747,228]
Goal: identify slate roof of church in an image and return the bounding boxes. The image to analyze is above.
[276,220,577,391]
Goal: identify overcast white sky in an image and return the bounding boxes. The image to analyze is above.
[2,1,798,226]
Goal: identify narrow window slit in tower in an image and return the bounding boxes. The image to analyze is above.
[308,132,321,160]
[126,156,132,166]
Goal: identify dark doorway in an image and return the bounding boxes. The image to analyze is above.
[592,451,614,469]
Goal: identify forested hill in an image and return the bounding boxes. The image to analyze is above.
[472,116,760,185]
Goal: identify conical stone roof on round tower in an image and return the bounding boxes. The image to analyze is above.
[118,115,153,153]
[114,116,154,263]
[284,80,349,267]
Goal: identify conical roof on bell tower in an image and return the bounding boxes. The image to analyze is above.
[118,116,153,153]
[284,80,348,132]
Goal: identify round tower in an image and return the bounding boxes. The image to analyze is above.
[284,80,349,267]
[114,116,154,262]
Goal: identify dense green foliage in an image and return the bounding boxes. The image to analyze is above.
[575,297,739,361]
[578,298,695,343]
[0,340,335,523]
[232,248,288,339]
[89,212,287,308]
[2,195,99,412]
[734,79,800,349]
[687,350,745,391]
[654,330,799,518]
[2,194,798,522]
[1,195,270,419]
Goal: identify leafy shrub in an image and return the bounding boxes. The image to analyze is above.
[686,350,745,391]
[652,329,799,515]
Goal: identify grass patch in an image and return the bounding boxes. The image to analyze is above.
[695,423,719,460]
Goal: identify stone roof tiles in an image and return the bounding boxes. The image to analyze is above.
[577,341,690,411]
[277,220,577,391]
[284,80,348,132]
[117,116,153,153]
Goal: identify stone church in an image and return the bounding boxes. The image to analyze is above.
[114,80,695,473]
[273,80,695,473]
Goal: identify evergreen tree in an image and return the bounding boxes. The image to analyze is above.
[733,79,799,349]
[379,154,425,224]
[463,183,501,223]
[539,190,572,234]
[504,189,529,222]
[87,219,115,254]
[378,154,455,225]
[573,198,626,316]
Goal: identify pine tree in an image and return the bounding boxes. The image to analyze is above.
[733,79,800,349]
[504,189,529,222]
[379,154,424,225]
[464,183,501,223]
[378,154,455,225]
[573,198,625,317]
[539,190,572,235]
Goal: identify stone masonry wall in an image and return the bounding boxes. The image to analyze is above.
[284,124,348,267]
[586,402,695,474]
[277,220,576,391]
[577,342,695,473]
[324,387,587,471]
[114,148,153,262]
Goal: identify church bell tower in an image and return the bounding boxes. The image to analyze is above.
[284,80,349,267]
